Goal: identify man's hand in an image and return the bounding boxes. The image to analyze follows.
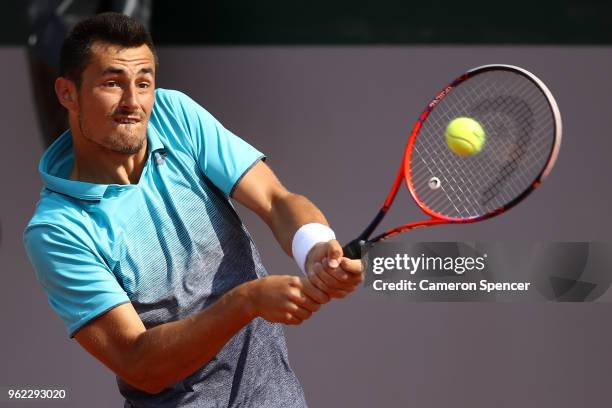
[305,240,364,299]
[246,275,330,325]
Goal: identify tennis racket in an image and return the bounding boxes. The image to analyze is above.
[343,64,562,259]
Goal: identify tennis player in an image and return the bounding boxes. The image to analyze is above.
[23,12,363,407]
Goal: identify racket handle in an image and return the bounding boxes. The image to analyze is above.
[342,239,364,260]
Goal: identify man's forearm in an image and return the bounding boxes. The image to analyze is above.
[230,161,332,258]
[269,192,329,256]
[130,282,255,394]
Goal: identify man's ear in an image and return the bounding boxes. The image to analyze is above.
[54,77,78,112]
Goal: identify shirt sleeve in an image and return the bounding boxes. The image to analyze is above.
[23,223,130,338]
[161,89,265,196]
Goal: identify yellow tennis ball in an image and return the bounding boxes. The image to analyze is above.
[445,117,486,156]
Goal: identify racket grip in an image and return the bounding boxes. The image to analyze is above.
[342,239,364,260]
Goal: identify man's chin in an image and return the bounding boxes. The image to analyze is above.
[105,134,146,155]
[114,143,145,155]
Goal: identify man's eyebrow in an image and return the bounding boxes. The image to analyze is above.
[101,67,155,76]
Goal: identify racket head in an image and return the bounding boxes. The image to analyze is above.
[404,64,562,223]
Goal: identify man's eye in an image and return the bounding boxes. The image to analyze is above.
[138,82,151,89]
[105,81,119,87]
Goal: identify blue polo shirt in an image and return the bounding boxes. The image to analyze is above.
[24,89,307,408]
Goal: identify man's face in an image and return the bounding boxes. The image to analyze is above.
[76,42,156,154]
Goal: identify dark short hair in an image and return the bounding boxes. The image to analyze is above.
[59,12,157,87]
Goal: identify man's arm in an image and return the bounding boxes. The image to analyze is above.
[75,275,327,394]
[231,160,327,257]
[232,161,363,296]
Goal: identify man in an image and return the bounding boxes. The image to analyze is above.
[24,12,363,408]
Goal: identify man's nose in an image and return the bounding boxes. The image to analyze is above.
[119,84,139,111]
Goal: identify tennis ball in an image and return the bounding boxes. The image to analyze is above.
[445,117,486,156]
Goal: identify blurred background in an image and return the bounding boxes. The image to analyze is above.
[2,0,611,45]
[1,1,611,407]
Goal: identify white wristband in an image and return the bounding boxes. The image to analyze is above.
[291,223,336,276]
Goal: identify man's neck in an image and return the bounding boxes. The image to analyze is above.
[70,133,148,185]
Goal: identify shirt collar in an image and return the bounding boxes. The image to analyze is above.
[39,124,165,201]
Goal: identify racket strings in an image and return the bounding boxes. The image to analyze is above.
[468,95,535,205]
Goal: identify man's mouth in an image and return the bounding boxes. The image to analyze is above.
[114,116,141,124]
